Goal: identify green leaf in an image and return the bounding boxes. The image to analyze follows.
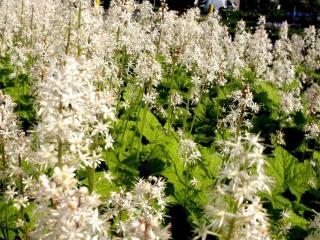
[267,146,314,203]
[269,194,292,209]
[289,211,309,230]
[255,81,280,107]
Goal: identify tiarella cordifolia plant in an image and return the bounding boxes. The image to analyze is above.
[246,16,272,79]
[33,57,115,169]
[0,91,32,235]
[195,134,271,240]
[32,166,108,240]
[218,85,259,135]
[1,0,320,239]
[267,22,295,88]
[107,176,170,239]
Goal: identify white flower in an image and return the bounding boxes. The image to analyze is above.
[179,138,202,166]
[13,195,29,210]
[104,171,114,183]
[190,177,200,187]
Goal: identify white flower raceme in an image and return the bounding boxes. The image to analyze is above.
[219,85,259,134]
[179,138,202,166]
[228,20,250,78]
[304,26,320,70]
[305,83,320,115]
[34,57,115,169]
[280,90,302,115]
[305,212,320,240]
[0,91,32,214]
[195,134,271,240]
[246,16,272,78]
[32,166,108,240]
[135,53,162,88]
[304,122,320,140]
[266,22,295,88]
[290,34,305,65]
[107,176,170,240]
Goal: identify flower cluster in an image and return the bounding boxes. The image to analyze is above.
[32,166,108,239]
[219,85,259,135]
[195,134,271,240]
[107,176,170,239]
[0,91,32,210]
[179,138,202,166]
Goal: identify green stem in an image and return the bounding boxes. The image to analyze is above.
[57,140,63,168]
[166,106,173,133]
[166,57,177,133]
[57,101,63,168]
[119,90,141,144]
[87,166,95,194]
[189,110,197,134]
[236,85,249,137]
[87,134,98,194]
[183,93,191,132]
[184,166,189,208]
[189,84,206,134]
[77,1,82,57]
[65,2,72,55]
[20,0,24,27]
[128,90,144,154]
[137,105,149,161]
[1,140,6,169]
[18,154,25,219]
[226,204,238,240]
[29,6,34,47]
[113,47,127,129]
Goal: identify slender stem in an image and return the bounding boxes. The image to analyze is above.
[236,103,245,138]
[116,26,121,50]
[113,46,127,129]
[29,6,34,47]
[183,92,191,132]
[226,204,238,240]
[65,2,72,55]
[135,80,152,159]
[189,84,206,134]
[128,89,144,154]
[18,154,25,219]
[119,90,141,145]
[20,0,24,27]
[87,134,98,194]
[1,139,6,169]
[57,101,63,168]
[189,111,196,134]
[77,1,82,57]
[236,85,249,137]
[137,105,149,161]
[87,166,95,194]
[57,140,63,168]
[166,57,177,133]
[184,165,189,208]
[166,105,173,133]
